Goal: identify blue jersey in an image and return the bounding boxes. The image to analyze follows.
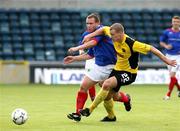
[79,26,117,66]
[160,28,180,55]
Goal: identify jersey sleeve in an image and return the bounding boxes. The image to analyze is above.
[91,36,103,44]
[79,32,87,45]
[103,26,111,37]
[160,30,168,43]
[133,41,151,54]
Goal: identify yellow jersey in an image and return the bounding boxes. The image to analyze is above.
[103,26,151,73]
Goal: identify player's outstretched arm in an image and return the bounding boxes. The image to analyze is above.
[63,54,93,64]
[150,46,177,66]
[82,28,104,43]
[68,40,97,54]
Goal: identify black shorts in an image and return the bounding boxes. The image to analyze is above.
[108,69,137,92]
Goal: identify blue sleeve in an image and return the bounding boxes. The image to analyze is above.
[92,35,103,44]
[160,30,168,43]
[79,32,90,45]
[79,31,103,45]
[79,33,85,45]
[87,48,94,57]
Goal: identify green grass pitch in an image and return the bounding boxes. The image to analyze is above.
[0,84,179,131]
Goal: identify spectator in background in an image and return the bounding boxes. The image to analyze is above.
[160,16,180,100]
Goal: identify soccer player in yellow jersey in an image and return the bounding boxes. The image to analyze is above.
[80,23,177,119]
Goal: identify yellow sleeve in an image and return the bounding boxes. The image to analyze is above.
[133,41,151,54]
[103,26,111,37]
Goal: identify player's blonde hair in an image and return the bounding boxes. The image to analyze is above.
[110,23,124,33]
[172,16,180,20]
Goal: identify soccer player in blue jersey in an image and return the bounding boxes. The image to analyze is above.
[78,16,102,102]
[64,13,131,122]
[160,16,180,100]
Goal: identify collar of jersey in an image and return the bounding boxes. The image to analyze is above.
[118,34,126,44]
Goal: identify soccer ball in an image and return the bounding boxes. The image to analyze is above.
[11,108,28,125]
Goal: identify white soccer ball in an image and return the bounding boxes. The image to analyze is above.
[11,108,28,125]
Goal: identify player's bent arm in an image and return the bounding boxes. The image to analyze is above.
[74,53,93,61]
[83,28,104,43]
[160,42,167,48]
[68,40,97,54]
[76,40,97,50]
[150,46,177,66]
[160,42,172,50]
[64,54,93,64]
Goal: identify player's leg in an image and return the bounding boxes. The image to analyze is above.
[175,77,180,97]
[100,90,131,121]
[80,76,117,117]
[88,85,96,101]
[100,80,131,111]
[67,76,97,121]
[164,63,178,100]
[164,72,176,100]
[85,59,96,101]
[101,98,116,122]
[172,73,180,97]
[89,76,117,113]
[97,80,116,122]
[76,76,97,113]
[113,92,131,111]
[111,72,136,111]
[118,92,129,103]
[174,65,180,97]
[164,55,180,99]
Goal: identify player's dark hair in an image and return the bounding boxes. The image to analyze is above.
[110,23,124,33]
[87,13,101,23]
[173,16,180,20]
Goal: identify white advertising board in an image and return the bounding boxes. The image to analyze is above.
[34,68,180,84]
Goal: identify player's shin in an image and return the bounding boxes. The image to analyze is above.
[174,77,180,90]
[119,92,129,102]
[89,89,109,113]
[167,77,177,97]
[103,99,115,119]
[88,86,96,101]
[76,91,88,114]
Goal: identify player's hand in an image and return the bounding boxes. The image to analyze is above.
[167,59,177,67]
[63,56,75,64]
[82,35,91,43]
[165,44,173,50]
[68,47,78,55]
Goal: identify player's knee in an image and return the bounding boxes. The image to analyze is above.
[80,86,88,92]
[80,82,89,92]
[102,80,111,90]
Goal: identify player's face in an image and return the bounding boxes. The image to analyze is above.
[86,17,99,32]
[110,29,123,42]
[172,18,180,29]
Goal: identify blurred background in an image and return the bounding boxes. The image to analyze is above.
[0,0,179,84]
